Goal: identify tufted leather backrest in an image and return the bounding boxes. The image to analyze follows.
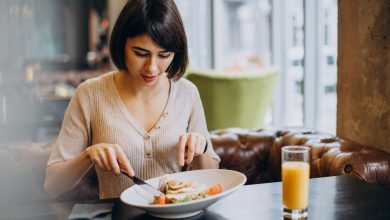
[211,127,390,187]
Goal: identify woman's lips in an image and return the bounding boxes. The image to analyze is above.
[141,74,157,83]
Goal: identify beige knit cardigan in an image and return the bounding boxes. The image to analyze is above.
[47,72,220,199]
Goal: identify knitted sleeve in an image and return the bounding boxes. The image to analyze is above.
[47,81,93,166]
[187,85,221,162]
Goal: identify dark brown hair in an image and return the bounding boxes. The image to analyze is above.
[109,0,188,80]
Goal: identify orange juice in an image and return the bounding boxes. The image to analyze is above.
[282,161,310,209]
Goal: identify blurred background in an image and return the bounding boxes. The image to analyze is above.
[0,0,338,143]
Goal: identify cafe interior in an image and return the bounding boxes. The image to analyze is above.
[0,0,389,219]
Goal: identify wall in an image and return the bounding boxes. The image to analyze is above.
[337,0,390,153]
[107,0,127,70]
[0,0,89,73]
[108,0,127,35]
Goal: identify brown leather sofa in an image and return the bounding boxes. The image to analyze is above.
[211,127,390,187]
[1,127,389,205]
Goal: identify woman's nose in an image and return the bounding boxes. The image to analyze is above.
[144,56,158,74]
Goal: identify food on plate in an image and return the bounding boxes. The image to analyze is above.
[152,179,222,205]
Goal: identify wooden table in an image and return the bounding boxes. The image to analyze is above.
[2,176,390,220]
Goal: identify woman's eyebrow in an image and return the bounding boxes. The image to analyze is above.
[132,46,170,53]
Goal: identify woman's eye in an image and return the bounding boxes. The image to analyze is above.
[159,53,172,59]
[134,52,149,57]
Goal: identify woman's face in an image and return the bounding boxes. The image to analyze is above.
[124,34,175,86]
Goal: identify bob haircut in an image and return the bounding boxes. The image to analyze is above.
[109,0,188,81]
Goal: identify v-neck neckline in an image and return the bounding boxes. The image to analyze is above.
[109,72,176,136]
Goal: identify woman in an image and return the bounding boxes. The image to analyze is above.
[44,0,220,199]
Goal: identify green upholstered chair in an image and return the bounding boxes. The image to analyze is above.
[186,68,278,130]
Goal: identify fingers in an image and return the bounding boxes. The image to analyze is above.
[98,149,112,171]
[178,134,187,166]
[186,135,196,164]
[115,145,135,176]
[106,147,120,174]
[86,144,133,176]
[178,133,207,166]
[92,155,104,170]
[86,146,105,170]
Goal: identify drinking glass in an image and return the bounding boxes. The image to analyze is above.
[282,146,310,219]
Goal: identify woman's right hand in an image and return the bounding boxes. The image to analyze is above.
[85,143,134,176]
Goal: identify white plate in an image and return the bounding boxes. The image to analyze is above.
[120,169,246,219]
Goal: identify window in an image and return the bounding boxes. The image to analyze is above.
[316,0,338,133]
[174,0,213,69]
[176,0,338,134]
[213,0,272,70]
[282,0,305,127]
[273,0,338,133]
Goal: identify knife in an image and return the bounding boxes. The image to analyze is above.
[121,169,165,196]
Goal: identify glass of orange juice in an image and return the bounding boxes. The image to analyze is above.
[282,146,310,219]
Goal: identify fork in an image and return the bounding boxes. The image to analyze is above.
[181,162,192,172]
[158,174,168,191]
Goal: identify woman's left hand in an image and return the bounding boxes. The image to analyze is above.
[178,132,207,166]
